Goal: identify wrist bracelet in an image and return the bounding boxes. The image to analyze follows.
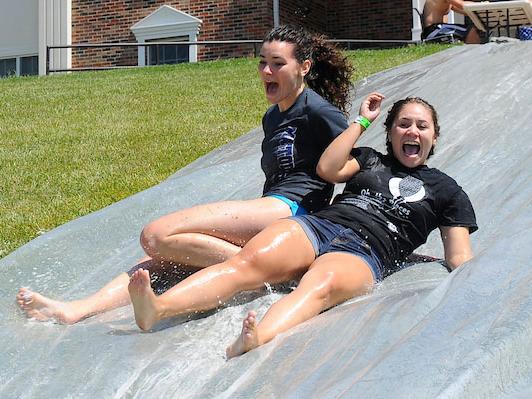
[354,115,371,130]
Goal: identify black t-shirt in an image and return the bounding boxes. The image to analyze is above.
[261,88,348,212]
[315,147,478,275]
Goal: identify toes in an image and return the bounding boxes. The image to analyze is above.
[246,311,257,324]
[247,310,257,318]
[16,290,33,306]
[242,311,257,333]
[130,270,142,285]
[23,291,33,303]
[131,270,140,281]
[139,269,150,283]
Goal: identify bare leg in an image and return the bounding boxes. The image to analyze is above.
[226,253,375,358]
[16,257,177,324]
[141,197,291,268]
[16,198,290,325]
[17,273,131,324]
[128,219,316,331]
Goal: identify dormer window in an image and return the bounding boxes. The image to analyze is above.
[131,6,202,67]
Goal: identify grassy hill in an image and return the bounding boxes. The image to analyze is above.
[0,43,454,258]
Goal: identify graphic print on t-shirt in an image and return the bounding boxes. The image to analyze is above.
[386,175,426,233]
[338,174,427,233]
[273,126,297,180]
[388,175,426,202]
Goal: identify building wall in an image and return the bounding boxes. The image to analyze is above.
[70,1,415,69]
[327,0,413,41]
[279,0,328,33]
[0,0,39,59]
[71,0,274,68]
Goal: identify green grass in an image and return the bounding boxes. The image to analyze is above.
[0,43,455,258]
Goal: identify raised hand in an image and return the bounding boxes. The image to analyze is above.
[359,92,385,123]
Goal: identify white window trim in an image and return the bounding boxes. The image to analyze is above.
[131,5,202,66]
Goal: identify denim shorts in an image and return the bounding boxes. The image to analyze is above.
[267,194,308,216]
[290,214,384,282]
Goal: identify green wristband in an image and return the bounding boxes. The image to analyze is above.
[354,115,371,129]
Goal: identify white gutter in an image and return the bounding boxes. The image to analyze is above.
[412,0,424,41]
[273,0,279,27]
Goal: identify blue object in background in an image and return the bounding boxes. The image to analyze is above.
[517,26,532,40]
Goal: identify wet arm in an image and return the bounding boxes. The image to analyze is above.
[317,92,385,183]
[440,226,473,270]
[316,122,365,183]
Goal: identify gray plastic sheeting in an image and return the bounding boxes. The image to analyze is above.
[1,42,531,398]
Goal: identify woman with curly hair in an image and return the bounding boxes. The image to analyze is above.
[17,25,355,324]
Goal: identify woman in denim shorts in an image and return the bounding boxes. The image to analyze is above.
[118,92,478,358]
[26,92,479,360]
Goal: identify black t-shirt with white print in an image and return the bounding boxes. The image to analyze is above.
[261,88,349,212]
[314,147,478,275]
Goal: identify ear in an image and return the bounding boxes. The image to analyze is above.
[301,59,312,77]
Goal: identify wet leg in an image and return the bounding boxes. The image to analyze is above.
[17,272,131,324]
[226,253,375,358]
[141,197,292,268]
[16,257,175,324]
[128,219,315,331]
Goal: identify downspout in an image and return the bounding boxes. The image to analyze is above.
[273,0,280,27]
[412,0,424,41]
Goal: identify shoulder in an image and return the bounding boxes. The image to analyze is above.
[351,147,384,169]
[262,104,280,128]
[421,166,460,188]
[421,167,474,205]
[304,90,348,130]
[304,89,343,115]
[352,146,382,157]
[263,104,279,120]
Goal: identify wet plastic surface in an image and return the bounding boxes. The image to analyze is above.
[1,42,531,398]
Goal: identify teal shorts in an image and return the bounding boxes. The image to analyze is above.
[267,194,308,216]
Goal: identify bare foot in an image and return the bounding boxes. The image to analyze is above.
[16,287,84,324]
[128,268,160,331]
[226,311,260,359]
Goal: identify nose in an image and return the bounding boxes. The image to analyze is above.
[405,125,420,137]
[261,63,272,75]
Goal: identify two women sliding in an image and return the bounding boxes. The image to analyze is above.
[18,25,477,360]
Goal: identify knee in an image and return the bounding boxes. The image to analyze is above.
[300,269,337,303]
[140,220,170,258]
[229,252,271,285]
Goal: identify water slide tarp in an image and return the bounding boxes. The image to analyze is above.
[1,42,531,398]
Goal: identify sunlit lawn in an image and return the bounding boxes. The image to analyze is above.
[0,43,454,258]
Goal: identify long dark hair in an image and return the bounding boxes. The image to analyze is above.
[263,25,354,113]
[383,97,440,158]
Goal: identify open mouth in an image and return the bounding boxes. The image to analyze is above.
[265,81,279,95]
[403,142,420,156]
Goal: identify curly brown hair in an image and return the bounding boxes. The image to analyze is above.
[263,25,354,113]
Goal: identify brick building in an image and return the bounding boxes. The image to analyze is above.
[69,0,419,70]
[1,0,435,76]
